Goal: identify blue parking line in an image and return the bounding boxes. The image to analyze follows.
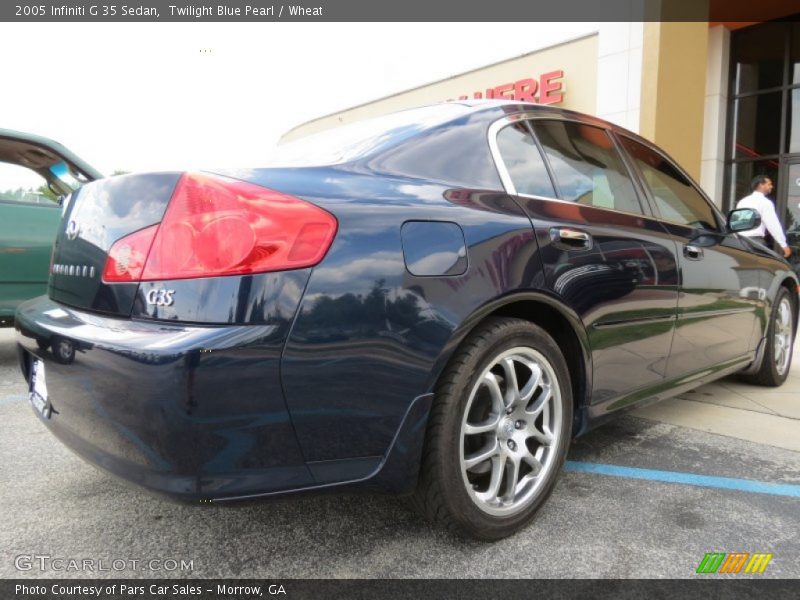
[565,461,800,498]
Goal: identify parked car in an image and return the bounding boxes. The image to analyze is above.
[0,129,101,326]
[15,102,797,540]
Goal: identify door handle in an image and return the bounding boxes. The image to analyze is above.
[550,227,592,251]
[684,244,704,260]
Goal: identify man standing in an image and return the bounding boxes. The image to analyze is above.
[737,175,792,258]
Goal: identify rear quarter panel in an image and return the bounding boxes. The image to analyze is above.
[231,161,544,476]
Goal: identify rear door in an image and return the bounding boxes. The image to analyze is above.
[492,116,680,407]
[616,135,761,378]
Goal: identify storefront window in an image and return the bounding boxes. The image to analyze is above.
[790,88,800,154]
[783,163,800,272]
[733,22,786,94]
[729,160,779,209]
[733,92,782,159]
[725,19,800,218]
[792,23,800,86]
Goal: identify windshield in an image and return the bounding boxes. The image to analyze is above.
[49,160,91,190]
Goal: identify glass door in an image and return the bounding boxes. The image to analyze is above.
[783,160,800,274]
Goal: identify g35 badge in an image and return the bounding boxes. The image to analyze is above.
[146,289,176,307]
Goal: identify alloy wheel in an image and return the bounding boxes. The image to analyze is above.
[774,297,793,376]
[459,347,562,517]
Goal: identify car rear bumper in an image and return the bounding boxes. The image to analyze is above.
[15,296,313,500]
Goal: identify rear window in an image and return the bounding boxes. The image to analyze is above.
[269,104,474,167]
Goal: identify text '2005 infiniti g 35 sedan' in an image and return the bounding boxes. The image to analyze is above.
[15,101,798,540]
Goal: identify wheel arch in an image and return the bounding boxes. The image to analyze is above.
[427,292,593,436]
[778,277,799,335]
[741,274,798,379]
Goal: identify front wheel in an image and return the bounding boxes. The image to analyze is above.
[411,317,573,540]
[742,287,795,387]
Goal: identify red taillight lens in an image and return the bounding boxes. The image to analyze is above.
[102,173,337,283]
[103,225,159,282]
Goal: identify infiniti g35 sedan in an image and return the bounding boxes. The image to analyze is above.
[15,101,797,540]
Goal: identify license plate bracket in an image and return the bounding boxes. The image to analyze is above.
[29,359,51,419]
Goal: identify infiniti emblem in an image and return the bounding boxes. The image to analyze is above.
[65,220,80,240]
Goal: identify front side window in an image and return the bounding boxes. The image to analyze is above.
[620,136,719,231]
[530,120,644,215]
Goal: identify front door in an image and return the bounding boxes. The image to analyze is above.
[617,135,761,378]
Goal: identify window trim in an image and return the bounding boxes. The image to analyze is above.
[615,131,726,232]
[488,113,558,200]
[490,117,559,200]
[488,113,653,220]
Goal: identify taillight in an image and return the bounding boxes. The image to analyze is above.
[102,173,337,282]
[103,225,159,282]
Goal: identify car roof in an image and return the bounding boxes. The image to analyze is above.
[0,128,102,180]
[459,99,631,133]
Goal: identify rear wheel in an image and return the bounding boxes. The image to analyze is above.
[411,317,572,540]
[742,287,795,387]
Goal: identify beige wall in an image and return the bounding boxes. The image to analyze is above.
[640,22,710,182]
[281,34,598,143]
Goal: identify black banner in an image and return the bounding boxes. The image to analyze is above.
[3,579,800,600]
[2,0,798,23]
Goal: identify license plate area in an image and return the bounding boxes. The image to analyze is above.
[29,359,51,419]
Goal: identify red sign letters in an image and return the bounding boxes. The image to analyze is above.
[451,70,564,105]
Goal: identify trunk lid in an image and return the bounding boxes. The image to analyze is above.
[48,173,181,316]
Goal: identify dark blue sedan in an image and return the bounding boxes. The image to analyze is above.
[15,101,797,540]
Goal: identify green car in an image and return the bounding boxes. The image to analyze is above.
[0,130,102,326]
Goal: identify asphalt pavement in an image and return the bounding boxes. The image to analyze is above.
[1,327,799,579]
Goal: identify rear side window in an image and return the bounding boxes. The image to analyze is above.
[620,136,719,231]
[530,120,644,215]
[495,122,556,198]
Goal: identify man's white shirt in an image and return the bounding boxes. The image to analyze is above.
[736,191,788,248]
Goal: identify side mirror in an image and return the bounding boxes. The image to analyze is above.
[728,208,761,233]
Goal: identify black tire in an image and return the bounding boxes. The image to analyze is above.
[741,287,795,387]
[411,317,573,541]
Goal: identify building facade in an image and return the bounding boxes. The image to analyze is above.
[282,18,800,261]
